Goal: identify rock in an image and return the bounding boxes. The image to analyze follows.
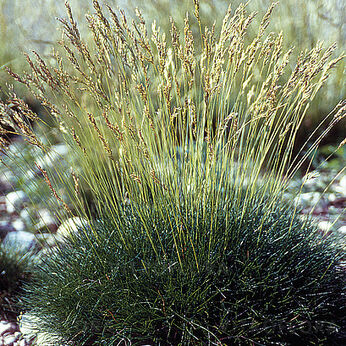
[0,176,12,194]
[338,226,346,234]
[35,233,59,247]
[0,170,16,187]
[5,191,28,214]
[0,222,16,240]
[36,144,68,169]
[24,169,36,180]
[302,171,320,189]
[335,175,346,194]
[56,217,86,238]
[327,193,337,202]
[20,340,29,346]
[52,143,69,156]
[3,334,17,345]
[0,196,7,214]
[34,209,57,233]
[12,219,26,232]
[329,197,346,209]
[296,192,321,207]
[0,321,18,336]
[20,313,61,345]
[19,209,32,226]
[13,332,22,341]
[3,231,36,250]
[318,220,332,232]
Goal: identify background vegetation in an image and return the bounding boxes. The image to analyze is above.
[1,0,345,141]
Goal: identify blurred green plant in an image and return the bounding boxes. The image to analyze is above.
[0,243,33,317]
[319,143,346,171]
[0,244,30,292]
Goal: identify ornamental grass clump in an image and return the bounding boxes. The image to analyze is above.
[20,200,345,344]
[0,0,345,344]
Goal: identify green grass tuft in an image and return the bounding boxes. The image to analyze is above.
[22,196,345,345]
[1,1,345,344]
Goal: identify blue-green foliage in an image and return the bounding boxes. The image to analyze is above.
[22,196,345,345]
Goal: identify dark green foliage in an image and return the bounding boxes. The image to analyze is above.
[0,244,31,292]
[0,243,33,317]
[22,197,345,345]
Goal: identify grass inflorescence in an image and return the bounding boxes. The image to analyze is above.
[130,0,346,141]
[0,0,345,344]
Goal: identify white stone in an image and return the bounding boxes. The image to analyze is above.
[0,321,16,336]
[38,209,54,222]
[5,191,27,213]
[12,219,26,232]
[20,313,61,346]
[296,192,321,206]
[302,171,320,189]
[338,226,346,234]
[0,323,9,336]
[3,231,36,250]
[19,339,28,346]
[56,217,87,238]
[1,170,16,185]
[36,144,68,169]
[318,221,332,232]
[4,335,17,345]
[19,209,32,225]
[36,233,59,247]
[327,193,337,202]
[13,332,21,341]
[24,169,36,180]
[34,209,56,232]
[335,175,346,194]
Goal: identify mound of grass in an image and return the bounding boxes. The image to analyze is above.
[1,1,345,344]
[22,196,345,345]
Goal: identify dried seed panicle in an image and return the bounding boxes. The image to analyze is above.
[150,169,167,191]
[338,137,346,150]
[35,162,71,213]
[0,101,43,149]
[130,173,142,184]
[101,110,124,142]
[193,0,200,23]
[87,112,113,159]
[71,127,86,154]
[71,167,80,196]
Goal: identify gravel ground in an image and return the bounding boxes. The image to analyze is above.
[0,320,33,346]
